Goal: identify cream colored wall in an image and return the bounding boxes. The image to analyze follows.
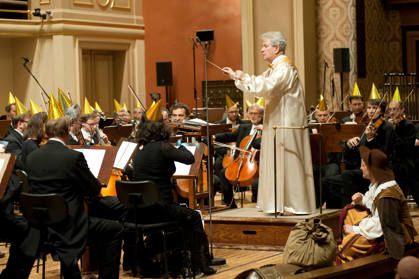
[240,0,318,108]
[0,0,144,116]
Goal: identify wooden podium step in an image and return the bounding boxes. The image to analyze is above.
[203,207,340,249]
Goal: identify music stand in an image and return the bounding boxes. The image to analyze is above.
[0,120,11,138]
[0,153,16,201]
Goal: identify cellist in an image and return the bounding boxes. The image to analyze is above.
[213,103,263,208]
[213,95,247,175]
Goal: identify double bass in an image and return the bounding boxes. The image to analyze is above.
[225,131,260,187]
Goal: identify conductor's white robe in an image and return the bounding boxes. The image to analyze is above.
[234,55,316,214]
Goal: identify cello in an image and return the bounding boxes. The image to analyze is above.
[225,131,260,187]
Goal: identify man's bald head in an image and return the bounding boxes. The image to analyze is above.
[396,256,419,279]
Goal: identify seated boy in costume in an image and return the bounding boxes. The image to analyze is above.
[336,146,417,263]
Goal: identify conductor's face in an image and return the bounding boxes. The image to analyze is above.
[261,39,280,63]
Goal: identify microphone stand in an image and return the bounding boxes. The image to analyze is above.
[22,59,50,102]
[192,38,200,117]
[196,37,226,266]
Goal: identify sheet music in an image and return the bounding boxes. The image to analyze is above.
[114,141,137,170]
[74,149,106,178]
[0,158,4,172]
[174,146,196,175]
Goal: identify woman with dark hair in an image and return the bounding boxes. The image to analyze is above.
[21,112,48,170]
[132,120,216,276]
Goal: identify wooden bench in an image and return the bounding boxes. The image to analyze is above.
[285,254,396,279]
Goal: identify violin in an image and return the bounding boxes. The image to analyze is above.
[225,132,260,187]
[365,116,384,140]
[389,115,404,129]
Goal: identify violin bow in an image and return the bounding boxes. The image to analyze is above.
[128,85,147,111]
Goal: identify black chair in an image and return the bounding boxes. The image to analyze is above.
[16,169,30,193]
[19,193,69,279]
[116,180,189,279]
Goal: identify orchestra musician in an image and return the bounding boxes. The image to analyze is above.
[113,108,131,126]
[309,99,340,207]
[20,112,48,170]
[2,103,17,137]
[323,98,394,208]
[132,119,216,276]
[170,103,190,123]
[80,112,109,146]
[223,31,315,214]
[342,95,365,124]
[64,105,83,145]
[216,96,246,129]
[4,112,30,157]
[162,108,170,124]
[387,100,419,207]
[22,117,123,279]
[213,104,263,208]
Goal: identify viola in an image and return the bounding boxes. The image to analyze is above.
[225,132,260,187]
[389,115,404,129]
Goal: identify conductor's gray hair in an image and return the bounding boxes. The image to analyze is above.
[261,31,287,54]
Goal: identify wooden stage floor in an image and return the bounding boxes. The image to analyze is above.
[0,193,418,279]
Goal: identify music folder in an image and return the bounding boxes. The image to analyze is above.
[113,141,138,170]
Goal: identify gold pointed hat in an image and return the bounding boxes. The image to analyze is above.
[369,83,381,100]
[94,102,103,113]
[123,103,128,111]
[113,99,122,112]
[255,97,265,107]
[136,102,142,108]
[146,99,162,121]
[352,82,362,96]
[8,91,16,104]
[225,95,236,108]
[15,97,28,115]
[83,97,94,114]
[30,99,43,116]
[58,88,72,111]
[318,94,328,111]
[48,94,64,120]
[392,86,401,102]
[245,100,253,109]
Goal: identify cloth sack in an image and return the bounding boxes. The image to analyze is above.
[282,218,336,268]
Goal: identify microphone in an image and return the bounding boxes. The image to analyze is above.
[21,57,32,64]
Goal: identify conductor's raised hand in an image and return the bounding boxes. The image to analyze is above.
[222,67,234,76]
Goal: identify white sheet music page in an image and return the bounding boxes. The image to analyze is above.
[174,145,196,175]
[114,141,138,170]
[0,158,4,173]
[74,149,106,178]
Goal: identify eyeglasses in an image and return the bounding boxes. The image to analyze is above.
[227,111,239,114]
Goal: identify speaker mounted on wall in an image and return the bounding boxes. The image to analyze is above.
[156,62,173,86]
[196,30,214,42]
[333,48,350,73]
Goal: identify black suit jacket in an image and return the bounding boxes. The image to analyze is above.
[215,124,254,158]
[4,129,23,156]
[24,140,102,265]
[392,119,416,170]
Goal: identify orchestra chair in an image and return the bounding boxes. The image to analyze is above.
[16,169,30,193]
[19,193,71,279]
[116,180,190,279]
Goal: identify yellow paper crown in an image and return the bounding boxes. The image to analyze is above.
[94,102,103,113]
[255,97,265,107]
[318,95,328,111]
[58,89,73,111]
[225,95,236,108]
[30,99,43,116]
[369,83,381,100]
[392,86,401,102]
[146,99,162,121]
[83,97,94,114]
[15,97,28,115]
[8,91,16,104]
[48,94,64,120]
[352,82,361,96]
[114,99,122,112]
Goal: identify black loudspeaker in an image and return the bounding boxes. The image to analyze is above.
[156,62,173,86]
[196,30,214,42]
[333,48,350,73]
